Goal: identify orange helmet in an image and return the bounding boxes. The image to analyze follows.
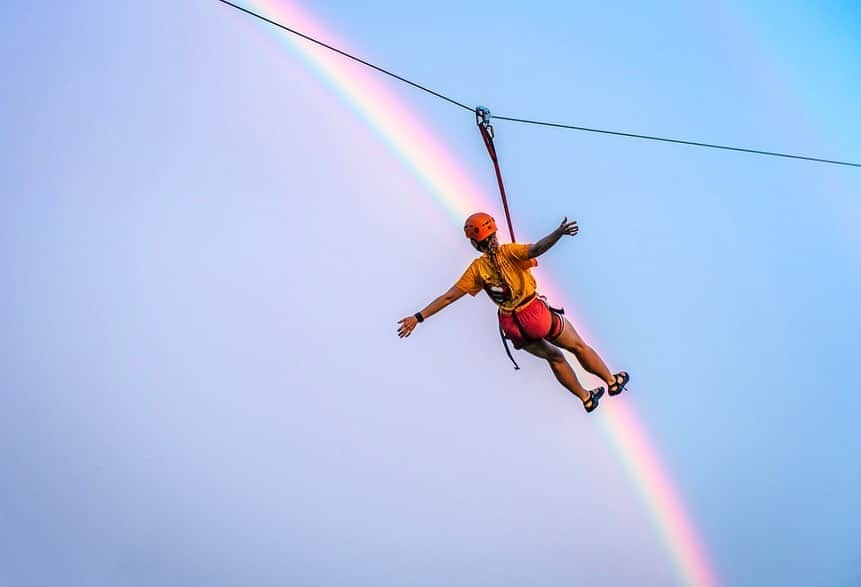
[464,212,497,242]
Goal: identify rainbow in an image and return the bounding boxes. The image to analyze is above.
[231,1,719,585]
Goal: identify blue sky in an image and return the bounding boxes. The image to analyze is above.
[2,1,860,586]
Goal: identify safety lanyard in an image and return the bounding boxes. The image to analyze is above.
[475,107,516,244]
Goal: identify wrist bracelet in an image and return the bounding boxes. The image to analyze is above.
[414,312,424,323]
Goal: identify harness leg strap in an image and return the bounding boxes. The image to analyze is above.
[499,323,520,370]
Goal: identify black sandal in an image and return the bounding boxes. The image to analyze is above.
[583,386,605,413]
[608,371,630,396]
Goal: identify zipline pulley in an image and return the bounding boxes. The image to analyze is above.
[475,106,493,138]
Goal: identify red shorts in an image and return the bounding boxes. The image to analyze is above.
[498,296,564,349]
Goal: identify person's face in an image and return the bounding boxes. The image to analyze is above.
[471,233,497,252]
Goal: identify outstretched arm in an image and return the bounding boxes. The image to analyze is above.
[527,217,579,259]
[397,285,467,338]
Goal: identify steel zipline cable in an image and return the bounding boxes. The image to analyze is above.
[214,0,473,112]
[216,0,861,169]
[491,115,861,168]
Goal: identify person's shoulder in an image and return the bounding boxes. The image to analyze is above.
[501,242,531,258]
[464,255,485,270]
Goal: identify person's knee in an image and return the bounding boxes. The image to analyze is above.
[545,347,565,364]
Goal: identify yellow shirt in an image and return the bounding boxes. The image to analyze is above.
[455,243,538,312]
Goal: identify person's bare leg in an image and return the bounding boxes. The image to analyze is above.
[549,317,615,388]
[522,340,590,403]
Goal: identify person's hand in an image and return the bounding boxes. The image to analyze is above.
[397,316,419,338]
[556,216,579,237]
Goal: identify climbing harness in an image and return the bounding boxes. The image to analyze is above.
[496,298,567,371]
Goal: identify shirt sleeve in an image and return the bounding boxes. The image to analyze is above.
[505,243,538,268]
[506,243,533,260]
[455,261,484,296]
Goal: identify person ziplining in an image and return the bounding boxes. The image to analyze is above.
[396,109,629,413]
[397,213,628,412]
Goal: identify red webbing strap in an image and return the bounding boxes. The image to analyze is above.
[476,111,516,243]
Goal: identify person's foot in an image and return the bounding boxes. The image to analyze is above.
[608,371,630,397]
[583,386,605,413]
